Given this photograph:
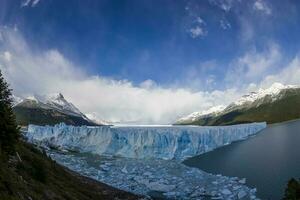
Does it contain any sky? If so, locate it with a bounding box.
[1,0,300,124]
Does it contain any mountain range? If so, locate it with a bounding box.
[12,93,101,126]
[12,82,300,127]
[175,83,300,126]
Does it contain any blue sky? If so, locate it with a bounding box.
[1,0,300,123]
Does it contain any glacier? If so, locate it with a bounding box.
[26,122,266,160]
[25,122,266,199]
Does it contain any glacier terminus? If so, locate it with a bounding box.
[26,122,266,160]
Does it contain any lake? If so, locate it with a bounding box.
[184,120,300,200]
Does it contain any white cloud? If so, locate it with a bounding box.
[140,79,157,89]
[226,43,281,86]
[21,0,41,7]
[0,27,241,124]
[240,43,280,79]
[220,19,231,30]
[188,17,207,38]
[21,0,31,7]
[2,51,12,62]
[178,60,218,90]
[205,75,216,87]
[209,0,234,12]
[225,41,300,91]
[238,16,255,43]
[2,27,298,124]
[260,56,300,88]
[196,17,205,25]
[189,26,206,38]
[253,0,271,15]
[32,0,41,7]
[209,0,271,15]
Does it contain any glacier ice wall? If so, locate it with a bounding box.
[26,123,266,160]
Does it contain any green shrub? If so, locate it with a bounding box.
[31,157,47,183]
[283,178,300,200]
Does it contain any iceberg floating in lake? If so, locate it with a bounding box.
[47,151,258,200]
[26,122,266,160]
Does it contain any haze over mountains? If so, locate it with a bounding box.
[175,83,300,125]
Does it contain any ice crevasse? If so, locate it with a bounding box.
[26,122,266,160]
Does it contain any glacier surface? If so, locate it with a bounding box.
[26,122,266,160]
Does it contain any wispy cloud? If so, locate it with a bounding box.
[178,60,218,90]
[253,0,272,15]
[209,0,234,12]
[189,26,206,38]
[188,17,207,38]
[261,56,300,88]
[21,0,41,7]
[226,43,281,86]
[1,51,12,61]
[220,18,231,30]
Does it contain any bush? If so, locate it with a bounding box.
[31,157,47,183]
[283,178,300,200]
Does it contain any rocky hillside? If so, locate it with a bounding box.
[12,93,99,126]
[0,141,142,200]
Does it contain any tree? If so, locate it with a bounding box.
[284,178,300,200]
[0,70,19,155]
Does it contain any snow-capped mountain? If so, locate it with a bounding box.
[226,83,298,111]
[23,93,84,117]
[176,105,226,124]
[13,93,101,126]
[175,83,300,125]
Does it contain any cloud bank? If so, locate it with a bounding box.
[1,26,300,124]
[0,27,240,124]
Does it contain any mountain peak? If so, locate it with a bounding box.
[259,82,294,96]
[13,92,102,126]
[14,93,84,118]
[233,82,298,107]
[48,93,64,100]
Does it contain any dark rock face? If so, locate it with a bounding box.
[13,99,98,126]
